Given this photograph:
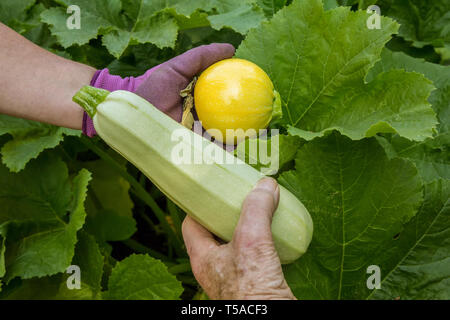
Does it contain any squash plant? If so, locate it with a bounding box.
[0,0,448,300]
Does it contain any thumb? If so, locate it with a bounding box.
[232,178,280,250]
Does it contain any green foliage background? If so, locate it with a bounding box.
[0,0,448,299]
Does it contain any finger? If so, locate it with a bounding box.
[233,178,280,249]
[167,43,235,78]
[135,43,235,122]
[182,216,219,260]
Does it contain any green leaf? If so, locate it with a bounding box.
[19,4,60,51]
[40,0,125,47]
[40,0,178,58]
[322,0,339,10]
[367,49,450,135]
[98,242,116,291]
[236,0,437,141]
[0,1,50,40]
[0,115,80,172]
[377,0,450,49]
[61,231,104,299]
[0,235,5,278]
[173,0,266,33]
[337,0,358,6]
[83,159,136,241]
[436,45,450,63]
[369,180,450,300]
[367,49,450,183]
[105,254,183,300]
[85,209,136,242]
[129,11,179,54]
[208,3,266,35]
[41,0,266,58]
[0,0,36,27]
[3,232,105,300]
[174,10,210,30]
[0,155,91,281]
[235,134,303,175]
[376,135,449,184]
[0,276,63,299]
[279,132,423,299]
[255,0,287,17]
[0,154,71,224]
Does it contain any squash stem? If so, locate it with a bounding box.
[271,89,283,121]
[72,86,110,118]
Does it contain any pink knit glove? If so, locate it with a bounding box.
[83,43,235,137]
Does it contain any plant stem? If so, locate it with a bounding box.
[168,262,192,275]
[121,238,168,261]
[139,172,147,188]
[167,199,183,239]
[177,275,198,286]
[134,203,157,230]
[122,239,191,275]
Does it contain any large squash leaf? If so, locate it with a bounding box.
[279,132,423,299]
[0,154,91,282]
[369,180,450,300]
[237,0,437,141]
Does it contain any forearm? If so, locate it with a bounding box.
[0,23,96,129]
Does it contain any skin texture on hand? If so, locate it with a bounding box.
[182,178,296,300]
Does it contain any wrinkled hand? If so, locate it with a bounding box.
[182,178,296,300]
[135,43,235,122]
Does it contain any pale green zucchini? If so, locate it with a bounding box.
[73,86,313,264]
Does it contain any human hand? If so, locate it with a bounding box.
[83,43,235,136]
[182,178,296,300]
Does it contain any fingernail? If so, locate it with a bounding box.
[255,178,280,205]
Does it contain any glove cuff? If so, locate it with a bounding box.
[90,68,142,92]
[82,68,139,137]
[82,66,161,137]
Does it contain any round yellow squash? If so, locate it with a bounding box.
[194,58,280,145]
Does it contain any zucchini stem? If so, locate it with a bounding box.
[73,86,110,118]
[271,89,283,121]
